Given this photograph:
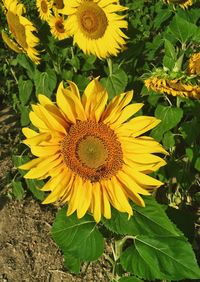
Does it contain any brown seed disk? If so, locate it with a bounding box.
[61,121,123,182]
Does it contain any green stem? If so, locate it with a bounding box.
[107,58,113,76]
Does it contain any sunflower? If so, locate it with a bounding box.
[36,0,53,21]
[19,78,167,222]
[60,0,128,58]
[3,0,40,64]
[48,14,69,40]
[164,0,193,9]
[188,53,200,75]
[145,76,200,99]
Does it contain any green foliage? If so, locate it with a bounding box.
[51,207,104,272]
[120,235,200,280]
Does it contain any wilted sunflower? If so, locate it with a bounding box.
[2,0,40,64]
[19,78,167,222]
[188,53,200,75]
[164,0,193,9]
[145,76,200,99]
[36,0,53,21]
[48,14,69,40]
[60,0,128,58]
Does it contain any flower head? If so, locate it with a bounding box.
[188,53,200,76]
[48,14,69,40]
[145,75,200,99]
[19,78,167,222]
[164,0,193,9]
[60,0,128,58]
[36,0,53,21]
[3,0,40,64]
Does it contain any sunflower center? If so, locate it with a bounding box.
[77,2,108,39]
[55,19,65,33]
[6,11,28,49]
[61,121,123,182]
[41,0,48,13]
[55,0,64,9]
[77,136,108,169]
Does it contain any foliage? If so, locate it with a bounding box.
[1,0,200,281]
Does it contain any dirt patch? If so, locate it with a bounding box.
[0,198,110,282]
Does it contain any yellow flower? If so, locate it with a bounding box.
[3,0,40,64]
[48,14,69,40]
[188,53,200,75]
[164,0,193,9]
[19,78,167,222]
[60,0,128,58]
[145,76,200,99]
[36,0,53,21]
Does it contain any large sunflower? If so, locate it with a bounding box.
[19,78,167,222]
[188,53,200,75]
[60,0,128,58]
[36,0,53,21]
[145,76,200,99]
[3,0,40,64]
[164,0,193,9]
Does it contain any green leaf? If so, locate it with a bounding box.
[168,15,197,44]
[180,118,200,145]
[163,39,177,70]
[25,179,45,201]
[34,69,57,97]
[102,196,180,236]
[121,235,200,280]
[151,105,183,141]
[118,276,143,282]
[101,68,128,99]
[52,207,104,262]
[12,155,30,176]
[16,53,35,78]
[162,131,175,149]
[18,77,33,105]
[194,157,200,172]
[19,105,30,126]
[12,180,25,200]
[64,253,81,274]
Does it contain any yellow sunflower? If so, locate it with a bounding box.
[48,14,69,40]
[145,76,200,99]
[36,0,53,21]
[3,0,40,64]
[19,78,167,223]
[164,0,193,9]
[60,0,128,58]
[188,53,200,75]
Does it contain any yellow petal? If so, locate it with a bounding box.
[24,154,62,179]
[29,111,48,130]
[19,157,45,170]
[116,116,160,137]
[92,182,102,223]
[102,186,111,219]
[30,145,60,157]
[22,127,38,138]
[23,132,50,146]
[77,180,92,219]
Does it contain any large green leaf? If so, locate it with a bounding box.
[52,207,104,262]
[101,68,128,99]
[34,69,57,97]
[151,105,183,141]
[118,276,143,282]
[63,253,81,274]
[102,196,180,236]
[163,39,177,70]
[121,235,200,280]
[18,77,33,105]
[168,15,197,44]
[25,179,45,201]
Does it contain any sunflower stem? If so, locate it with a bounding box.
[107,58,113,76]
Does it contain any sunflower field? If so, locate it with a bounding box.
[0,0,200,281]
